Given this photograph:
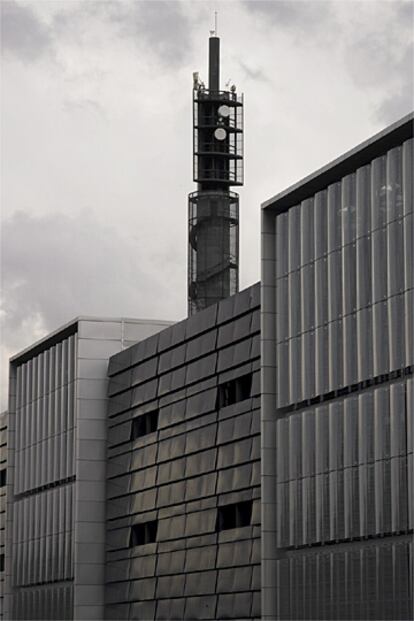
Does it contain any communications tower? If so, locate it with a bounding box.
[188,32,244,315]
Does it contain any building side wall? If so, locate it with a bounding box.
[8,333,77,620]
[73,319,171,621]
[5,318,171,621]
[106,285,261,620]
[262,137,413,619]
[0,411,7,620]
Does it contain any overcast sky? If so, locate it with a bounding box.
[1,0,413,407]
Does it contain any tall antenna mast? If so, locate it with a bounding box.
[187,31,244,316]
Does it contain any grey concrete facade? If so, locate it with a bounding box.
[0,411,7,620]
[106,284,261,620]
[261,112,414,619]
[5,317,170,621]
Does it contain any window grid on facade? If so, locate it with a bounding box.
[129,520,158,547]
[216,500,253,531]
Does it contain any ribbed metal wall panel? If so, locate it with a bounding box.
[13,336,76,496]
[275,138,413,408]
[0,412,7,620]
[10,334,76,620]
[275,538,413,620]
[106,284,261,620]
[271,135,413,619]
[276,379,411,549]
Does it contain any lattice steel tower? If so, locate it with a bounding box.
[188,33,244,315]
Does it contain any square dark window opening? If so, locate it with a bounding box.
[0,469,6,487]
[216,500,253,532]
[129,520,158,547]
[130,410,158,441]
[217,373,252,409]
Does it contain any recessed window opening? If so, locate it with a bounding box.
[129,520,158,547]
[130,410,158,441]
[217,373,252,408]
[0,554,4,572]
[216,500,253,531]
[0,469,6,487]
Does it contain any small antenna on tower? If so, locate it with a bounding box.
[210,10,218,36]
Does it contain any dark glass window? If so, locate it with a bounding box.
[216,500,253,531]
[217,373,252,408]
[130,410,158,441]
[0,469,6,487]
[129,520,158,547]
[0,554,4,572]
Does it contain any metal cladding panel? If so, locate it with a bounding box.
[6,319,167,620]
[8,333,77,620]
[264,131,413,619]
[276,380,412,549]
[275,539,413,621]
[0,412,7,621]
[274,139,413,409]
[106,284,261,619]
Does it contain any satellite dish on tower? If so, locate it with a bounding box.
[214,127,227,141]
[218,105,230,118]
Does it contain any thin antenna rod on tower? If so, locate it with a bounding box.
[214,11,218,36]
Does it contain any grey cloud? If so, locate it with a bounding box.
[62,98,106,117]
[241,0,334,32]
[1,210,177,358]
[0,0,53,62]
[238,60,269,83]
[346,29,413,90]
[1,0,193,69]
[96,0,193,67]
[342,3,413,124]
[376,46,414,122]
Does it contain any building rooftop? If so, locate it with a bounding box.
[10,316,173,363]
[262,111,413,214]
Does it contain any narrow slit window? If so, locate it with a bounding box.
[0,469,6,487]
[129,520,158,547]
[216,500,253,531]
[217,373,252,408]
[0,554,4,572]
[130,410,159,441]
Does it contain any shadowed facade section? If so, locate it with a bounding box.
[106,284,261,620]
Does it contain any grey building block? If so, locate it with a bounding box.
[129,577,156,601]
[184,570,217,596]
[184,545,217,572]
[129,600,155,620]
[129,555,156,579]
[156,574,185,598]
[184,595,217,620]
[217,592,253,620]
[78,321,122,340]
[217,566,253,593]
[155,597,186,620]
[156,550,185,576]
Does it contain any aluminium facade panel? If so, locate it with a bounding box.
[262,115,413,619]
[5,318,170,621]
[106,284,261,620]
[0,411,7,620]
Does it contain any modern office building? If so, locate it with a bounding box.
[261,112,413,619]
[4,317,171,621]
[3,20,412,617]
[106,284,260,620]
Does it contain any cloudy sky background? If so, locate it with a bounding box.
[1,0,413,407]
